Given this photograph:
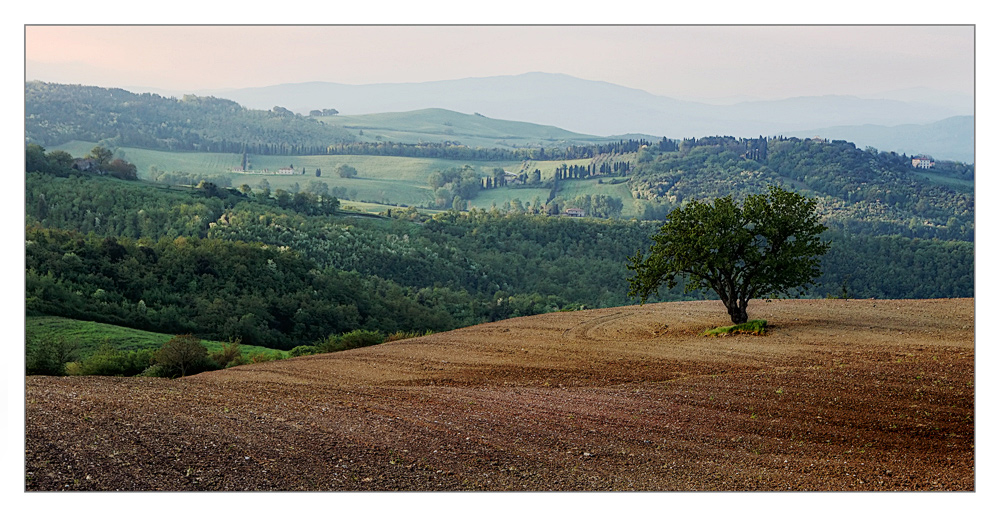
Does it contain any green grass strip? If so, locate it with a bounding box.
[703,319,768,337]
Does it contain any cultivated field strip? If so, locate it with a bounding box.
[26,298,974,490]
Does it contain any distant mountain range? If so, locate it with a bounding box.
[173,72,972,162]
[786,116,973,164]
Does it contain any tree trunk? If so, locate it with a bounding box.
[727,303,748,324]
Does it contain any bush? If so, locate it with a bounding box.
[77,344,154,376]
[339,329,384,350]
[383,330,429,343]
[26,337,79,376]
[289,345,319,357]
[210,339,244,368]
[249,351,283,363]
[138,364,172,377]
[315,329,385,353]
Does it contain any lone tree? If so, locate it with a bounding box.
[155,334,208,377]
[335,164,358,178]
[627,186,830,324]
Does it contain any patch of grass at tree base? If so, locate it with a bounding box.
[703,319,768,337]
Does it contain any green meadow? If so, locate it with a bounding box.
[49,142,649,214]
[26,315,285,360]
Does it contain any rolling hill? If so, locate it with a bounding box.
[788,116,974,164]
[193,72,972,161]
[318,108,615,149]
[28,79,974,162]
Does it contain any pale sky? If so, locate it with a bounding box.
[25,24,974,102]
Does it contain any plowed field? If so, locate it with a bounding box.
[25,298,975,491]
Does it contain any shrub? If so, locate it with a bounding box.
[249,351,283,363]
[289,345,319,357]
[338,329,385,350]
[210,339,244,368]
[26,337,79,376]
[314,334,341,353]
[138,364,172,377]
[77,344,154,376]
[315,329,385,353]
[383,330,428,343]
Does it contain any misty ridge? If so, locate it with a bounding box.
[168,72,972,163]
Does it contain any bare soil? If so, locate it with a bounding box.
[25,298,975,491]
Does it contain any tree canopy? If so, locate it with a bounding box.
[627,186,831,324]
[155,334,208,377]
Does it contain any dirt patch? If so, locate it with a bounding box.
[25,298,974,491]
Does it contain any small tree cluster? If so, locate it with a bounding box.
[335,164,359,178]
[26,337,79,376]
[154,334,210,377]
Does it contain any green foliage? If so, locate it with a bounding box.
[563,194,624,218]
[628,186,830,324]
[249,351,284,363]
[26,224,428,348]
[209,339,245,368]
[26,337,79,376]
[85,146,113,165]
[337,329,385,351]
[383,330,430,342]
[315,329,385,353]
[137,364,173,378]
[154,334,211,377]
[26,144,76,176]
[816,232,974,299]
[428,165,482,208]
[703,319,768,337]
[76,343,155,376]
[288,345,320,357]
[335,164,359,178]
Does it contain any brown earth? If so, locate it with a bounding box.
[25,298,975,491]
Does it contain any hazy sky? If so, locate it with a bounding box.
[25,25,974,102]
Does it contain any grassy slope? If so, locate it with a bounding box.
[25,315,285,360]
[909,170,974,192]
[316,108,611,148]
